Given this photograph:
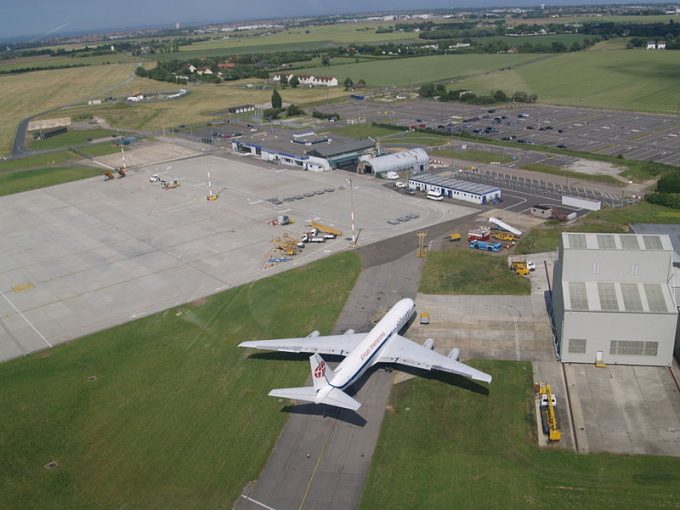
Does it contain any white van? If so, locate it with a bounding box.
[385,171,399,180]
[426,190,443,201]
[395,181,407,189]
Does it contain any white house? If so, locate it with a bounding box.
[646,41,666,50]
[271,74,337,87]
[188,64,197,73]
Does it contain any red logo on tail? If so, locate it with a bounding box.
[314,360,326,379]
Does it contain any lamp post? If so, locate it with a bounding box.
[346,178,358,248]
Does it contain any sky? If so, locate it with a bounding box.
[0,0,666,40]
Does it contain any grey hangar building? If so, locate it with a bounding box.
[551,232,677,367]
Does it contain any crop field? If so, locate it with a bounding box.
[469,34,591,46]
[361,360,680,510]
[0,53,141,72]
[0,252,360,509]
[506,14,679,26]
[0,166,102,197]
[454,50,680,113]
[298,54,547,88]
[0,63,136,155]
[419,250,530,295]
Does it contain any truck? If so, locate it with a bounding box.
[511,260,536,274]
[395,181,407,189]
[468,227,490,242]
[492,231,518,242]
[448,233,462,242]
[468,240,503,252]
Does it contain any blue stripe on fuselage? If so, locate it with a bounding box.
[330,327,395,390]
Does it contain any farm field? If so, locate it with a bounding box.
[0,53,141,72]
[454,50,680,113]
[469,34,591,46]
[0,252,360,509]
[419,250,531,295]
[299,54,549,88]
[506,14,679,25]
[0,64,136,155]
[361,360,680,510]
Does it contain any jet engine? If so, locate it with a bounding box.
[423,338,434,350]
[344,329,356,335]
[306,330,320,338]
[448,348,460,361]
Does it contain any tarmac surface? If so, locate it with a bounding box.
[0,149,478,363]
[236,214,479,510]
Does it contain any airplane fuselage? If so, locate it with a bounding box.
[328,298,416,390]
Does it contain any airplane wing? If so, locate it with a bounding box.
[377,335,492,384]
[239,333,365,356]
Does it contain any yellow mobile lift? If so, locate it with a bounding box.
[537,383,561,442]
[308,221,342,237]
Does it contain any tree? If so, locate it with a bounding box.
[419,83,436,98]
[493,90,508,102]
[289,75,300,88]
[321,56,330,66]
[343,77,354,90]
[279,75,289,88]
[271,89,282,109]
[286,104,305,117]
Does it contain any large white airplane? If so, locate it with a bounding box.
[239,298,492,411]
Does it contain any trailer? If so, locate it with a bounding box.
[468,227,490,242]
[469,240,503,252]
[562,195,600,211]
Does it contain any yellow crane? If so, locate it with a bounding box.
[308,221,342,237]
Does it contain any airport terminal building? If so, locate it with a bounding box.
[552,232,677,366]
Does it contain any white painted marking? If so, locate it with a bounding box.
[239,495,277,510]
[0,289,52,348]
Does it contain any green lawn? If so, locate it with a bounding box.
[434,148,514,164]
[0,166,102,196]
[515,202,680,254]
[455,50,680,113]
[361,360,680,509]
[28,128,121,150]
[0,151,77,173]
[419,250,530,295]
[0,252,360,509]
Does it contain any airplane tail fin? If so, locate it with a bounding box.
[310,352,329,391]
[268,353,361,411]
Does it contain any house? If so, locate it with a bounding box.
[271,74,338,87]
[647,41,666,50]
[197,68,213,76]
[218,62,236,69]
[188,64,197,73]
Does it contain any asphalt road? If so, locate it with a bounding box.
[235,215,476,510]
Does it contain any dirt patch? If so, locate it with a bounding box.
[189,297,208,307]
[566,159,625,181]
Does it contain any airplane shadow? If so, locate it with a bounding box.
[392,365,491,397]
[280,403,367,427]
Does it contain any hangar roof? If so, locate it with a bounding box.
[561,232,673,252]
[307,139,375,158]
[409,173,500,196]
[563,280,675,314]
[362,148,429,173]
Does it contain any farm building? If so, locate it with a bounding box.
[228,104,255,114]
[552,232,677,367]
[408,174,501,205]
[32,126,67,140]
[357,148,429,177]
[231,131,374,171]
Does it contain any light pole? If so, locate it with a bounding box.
[346,178,358,248]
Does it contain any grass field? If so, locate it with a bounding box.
[300,54,547,88]
[0,166,102,197]
[327,124,406,139]
[454,50,680,113]
[506,14,679,25]
[419,250,530,295]
[0,252,360,509]
[0,151,77,173]
[27,128,119,150]
[360,360,680,509]
[434,148,515,164]
[0,63,136,155]
[515,201,680,254]
[71,79,349,132]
